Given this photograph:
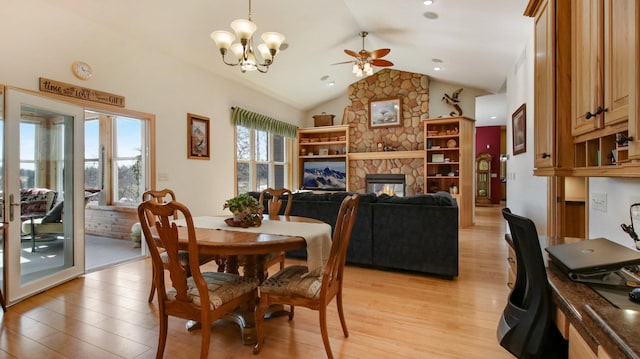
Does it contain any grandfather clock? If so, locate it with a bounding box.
[476,153,492,206]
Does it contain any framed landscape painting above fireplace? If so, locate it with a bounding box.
[369,98,402,128]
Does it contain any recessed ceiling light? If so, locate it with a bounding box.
[328,81,335,87]
[491,116,497,119]
[434,66,441,71]
[423,11,438,20]
[423,0,434,5]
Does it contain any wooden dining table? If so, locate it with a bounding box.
[170,214,332,344]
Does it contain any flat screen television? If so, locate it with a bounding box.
[302,160,347,191]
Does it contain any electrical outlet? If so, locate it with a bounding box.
[591,192,607,212]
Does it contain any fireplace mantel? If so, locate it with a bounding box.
[348,150,424,161]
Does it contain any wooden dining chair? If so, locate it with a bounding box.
[142,189,218,303]
[257,188,293,270]
[138,199,259,359]
[253,194,359,359]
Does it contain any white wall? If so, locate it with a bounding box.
[428,81,489,119]
[305,95,350,127]
[504,26,549,234]
[589,178,640,249]
[0,0,305,216]
[304,78,490,126]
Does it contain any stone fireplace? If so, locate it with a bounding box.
[345,68,429,196]
[365,174,406,197]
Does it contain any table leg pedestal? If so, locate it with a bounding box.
[185,309,258,345]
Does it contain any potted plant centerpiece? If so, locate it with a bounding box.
[223,193,264,228]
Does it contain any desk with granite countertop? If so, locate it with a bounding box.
[505,234,640,359]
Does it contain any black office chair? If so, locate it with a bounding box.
[499,208,567,359]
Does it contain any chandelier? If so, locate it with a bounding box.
[210,0,285,73]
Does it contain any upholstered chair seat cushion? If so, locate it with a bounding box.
[259,265,322,299]
[167,272,258,309]
[160,251,219,268]
[21,218,63,234]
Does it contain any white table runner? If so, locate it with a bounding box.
[176,216,332,277]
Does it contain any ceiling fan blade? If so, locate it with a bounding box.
[331,60,355,65]
[370,48,391,59]
[344,49,360,58]
[371,59,394,67]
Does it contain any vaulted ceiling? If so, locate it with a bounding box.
[55,0,532,122]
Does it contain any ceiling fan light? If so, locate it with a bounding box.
[261,32,285,51]
[210,31,235,51]
[230,19,257,41]
[356,68,364,77]
[366,67,374,75]
[363,62,371,71]
[352,64,359,74]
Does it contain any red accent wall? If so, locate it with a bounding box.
[475,126,501,204]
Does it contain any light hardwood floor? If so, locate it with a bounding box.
[0,205,513,358]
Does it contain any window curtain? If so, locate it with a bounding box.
[231,107,298,138]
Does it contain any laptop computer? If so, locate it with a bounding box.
[545,238,640,283]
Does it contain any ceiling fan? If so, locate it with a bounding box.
[335,31,394,77]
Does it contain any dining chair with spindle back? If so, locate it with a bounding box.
[253,194,359,359]
[142,189,218,303]
[138,199,258,359]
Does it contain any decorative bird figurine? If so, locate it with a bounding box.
[442,88,464,116]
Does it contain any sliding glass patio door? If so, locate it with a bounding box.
[4,88,85,303]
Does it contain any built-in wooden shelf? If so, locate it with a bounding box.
[348,150,424,161]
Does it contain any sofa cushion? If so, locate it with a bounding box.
[376,192,453,206]
[41,201,64,223]
[20,188,58,220]
[291,191,377,203]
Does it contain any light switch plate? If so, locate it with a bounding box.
[591,192,607,212]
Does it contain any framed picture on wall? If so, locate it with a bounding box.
[369,97,402,128]
[512,104,526,155]
[187,113,210,160]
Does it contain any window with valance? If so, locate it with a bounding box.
[231,107,297,194]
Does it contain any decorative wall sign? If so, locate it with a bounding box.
[187,113,210,160]
[39,78,125,107]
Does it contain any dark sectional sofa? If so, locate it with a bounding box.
[250,191,459,279]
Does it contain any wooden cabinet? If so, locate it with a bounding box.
[526,0,573,175]
[297,125,349,190]
[423,116,474,228]
[571,0,640,174]
[571,0,604,136]
[568,324,612,359]
[572,0,635,133]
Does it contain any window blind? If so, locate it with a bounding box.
[231,107,298,138]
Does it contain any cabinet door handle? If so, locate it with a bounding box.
[595,106,608,115]
[585,106,608,119]
[541,152,551,159]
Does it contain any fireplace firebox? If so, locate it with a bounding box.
[365,174,406,197]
